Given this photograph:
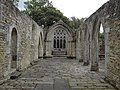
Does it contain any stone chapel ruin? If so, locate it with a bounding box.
[0,0,120,89]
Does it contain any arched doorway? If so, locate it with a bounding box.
[38,36,42,58]
[99,24,105,59]
[52,29,67,55]
[11,28,17,69]
[98,23,105,72]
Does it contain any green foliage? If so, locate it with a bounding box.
[23,0,68,28]
[69,17,86,29]
[23,0,85,29]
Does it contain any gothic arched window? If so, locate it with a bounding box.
[53,29,66,49]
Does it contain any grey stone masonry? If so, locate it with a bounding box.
[0,0,44,83]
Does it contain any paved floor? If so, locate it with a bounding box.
[0,57,117,90]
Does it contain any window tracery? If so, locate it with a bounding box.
[53,29,66,49]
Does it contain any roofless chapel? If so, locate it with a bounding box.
[0,0,120,89]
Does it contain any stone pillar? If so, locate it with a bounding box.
[45,41,52,57]
[76,37,81,60]
[83,40,90,66]
[71,41,75,57]
[67,41,71,56]
[104,27,109,76]
[90,37,99,71]
[38,45,43,58]
[79,42,84,62]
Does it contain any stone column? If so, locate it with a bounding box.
[45,41,50,56]
[90,37,99,71]
[76,36,81,60]
[104,27,109,76]
[83,40,90,65]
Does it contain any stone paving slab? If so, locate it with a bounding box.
[0,58,117,90]
[35,84,53,90]
[54,78,69,90]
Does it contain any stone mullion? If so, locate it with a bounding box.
[59,37,60,49]
[55,38,57,49]
[62,37,64,49]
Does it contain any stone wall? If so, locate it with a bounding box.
[106,1,120,88]
[0,0,120,89]
[0,29,6,83]
[0,0,44,82]
[78,0,120,89]
[107,18,120,89]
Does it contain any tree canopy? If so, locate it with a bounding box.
[23,0,69,28]
[23,0,85,29]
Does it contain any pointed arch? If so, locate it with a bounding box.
[11,28,17,69]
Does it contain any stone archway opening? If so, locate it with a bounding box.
[99,24,105,60]
[91,20,105,71]
[11,28,17,69]
[38,36,42,58]
[98,23,105,71]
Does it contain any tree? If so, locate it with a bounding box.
[23,0,85,29]
[69,17,86,29]
[23,0,70,28]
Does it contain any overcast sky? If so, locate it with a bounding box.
[18,0,109,19]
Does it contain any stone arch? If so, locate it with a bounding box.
[49,26,71,56]
[45,22,74,57]
[92,18,99,40]
[47,25,73,41]
[11,28,18,69]
[91,17,106,71]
